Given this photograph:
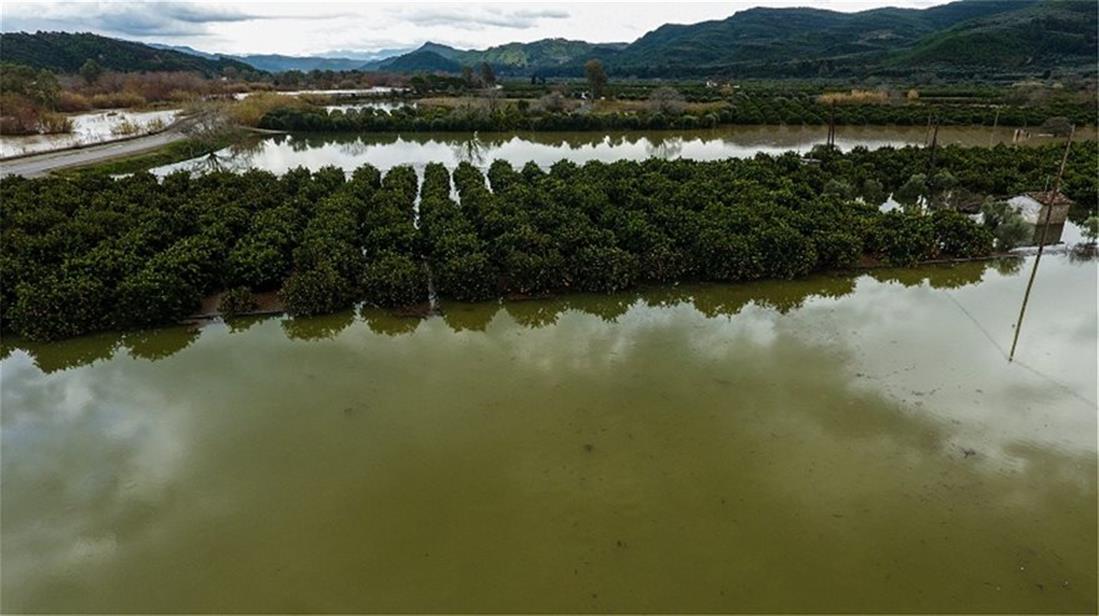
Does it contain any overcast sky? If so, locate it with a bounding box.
[1,1,951,57]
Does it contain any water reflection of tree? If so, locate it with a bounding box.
[439,303,499,332]
[122,326,201,361]
[281,310,355,341]
[502,297,571,329]
[8,261,1009,372]
[644,136,685,160]
[361,308,421,336]
[993,257,1025,276]
[12,331,123,374]
[452,132,488,166]
[870,260,992,289]
[225,315,268,334]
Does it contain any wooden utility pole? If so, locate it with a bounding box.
[827,101,836,150]
[1009,125,1074,361]
[926,115,940,175]
[990,107,1001,147]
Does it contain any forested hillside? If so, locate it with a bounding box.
[372,0,1096,78]
[1,1,1094,80]
[892,1,1097,68]
[0,32,259,77]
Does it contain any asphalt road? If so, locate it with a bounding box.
[0,124,190,178]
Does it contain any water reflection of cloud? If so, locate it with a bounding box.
[2,257,1095,611]
[152,125,1079,177]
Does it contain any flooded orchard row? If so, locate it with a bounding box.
[2,257,1095,613]
[151,123,1086,175]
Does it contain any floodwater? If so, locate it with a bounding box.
[324,101,419,113]
[2,256,1096,613]
[0,108,179,158]
[151,124,1087,175]
[233,87,410,100]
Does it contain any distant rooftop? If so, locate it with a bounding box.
[1025,191,1075,206]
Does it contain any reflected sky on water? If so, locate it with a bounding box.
[2,257,1095,613]
[152,124,1086,175]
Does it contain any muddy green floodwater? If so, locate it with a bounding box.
[2,257,1096,612]
[151,124,1089,175]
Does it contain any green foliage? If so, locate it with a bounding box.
[361,252,427,307]
[1082,215,1099,243]
[260,89,1094,134]
[0,62,61,107]
[868,212,937,266]
[980,200,1032,250]
[9,272,109,341]
[6,141,1090,342]
[78,58,103,84]
[219,286,258,317]
[932,210,994,257]
[280,264,353,317]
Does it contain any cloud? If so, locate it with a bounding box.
[402,6,570,30]
[1,2,281,37]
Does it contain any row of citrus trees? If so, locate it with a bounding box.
[258,97,1090,133]
[3,142,1095,341]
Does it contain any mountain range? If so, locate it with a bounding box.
[1,0,1094,79]
[149,44,415,73]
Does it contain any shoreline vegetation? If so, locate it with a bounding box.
[258,91,1092,133]
[0,256,1028,371]
[3,141,1095,342]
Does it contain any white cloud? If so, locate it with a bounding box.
[0,1,954,55]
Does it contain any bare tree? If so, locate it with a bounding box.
[648,86,685,115]
[479,62,496,87]
[584,59,607,99]
[483,87,503,112]
[180,102,232,149]
[538,90,567,113]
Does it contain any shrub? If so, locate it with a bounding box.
[116,266,199,326]
[280,264,352,317]
[9,273,109,341]
[219,286,258,316]
[932,210,994,257]
[57,91,92,112]
[361,252,427,307]
[870,212,937,266]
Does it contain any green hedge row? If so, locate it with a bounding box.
[3,141,1095,341]
[258,96,1091,133]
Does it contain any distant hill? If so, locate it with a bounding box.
[148,43,221,60]
[152,43,416,72]
[370,0,1096,78]
[891,1,1097,68]
[4,1,1094,81]
[0,32,258,76]
[225,54,366,72]
[579,0,1059,77]
[374,50,462,73]
[366,39,628,73]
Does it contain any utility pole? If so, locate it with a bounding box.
[1009,125,1074,361]
[926,114,940,176]
[990,107,1001,147]
[827,100,836,150]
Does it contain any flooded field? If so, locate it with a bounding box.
[0,108,179,158]
[233,86,409,100]
[324,101,419,113]
[151,124,1086,175]
[3,256,1095,613]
